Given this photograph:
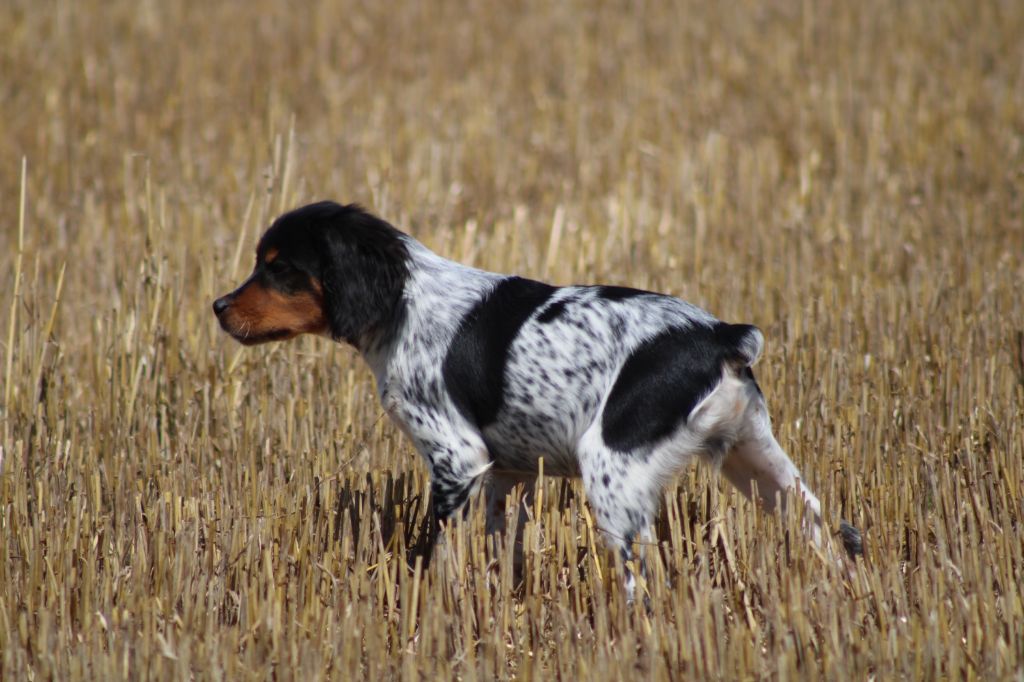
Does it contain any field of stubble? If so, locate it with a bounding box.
[2,0,1023,678]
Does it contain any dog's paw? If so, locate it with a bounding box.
[839,520,864,559]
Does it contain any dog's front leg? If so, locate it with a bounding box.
[410,432,493,530]
[410,435,492,588]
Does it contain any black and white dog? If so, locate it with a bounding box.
[213,201,861,596]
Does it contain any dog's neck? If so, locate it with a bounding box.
[358,237,502,387]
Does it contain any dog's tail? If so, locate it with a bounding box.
[715,323,764,369]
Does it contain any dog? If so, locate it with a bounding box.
[213,201,862,598]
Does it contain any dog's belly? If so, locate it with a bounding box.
[480,379,608,477]
[483,424,581,477]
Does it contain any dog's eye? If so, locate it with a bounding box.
[267,259,291,274]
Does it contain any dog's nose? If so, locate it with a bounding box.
[212,296,230,316]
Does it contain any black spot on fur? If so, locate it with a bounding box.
[595,285,651,301]
[537,298,569,323]
[601,322,762,453]
[443,277,556,428]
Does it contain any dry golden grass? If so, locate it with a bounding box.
[2,0,1023,678]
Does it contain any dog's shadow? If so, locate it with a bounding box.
[317,470,438,569]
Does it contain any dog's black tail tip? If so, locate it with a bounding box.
[839,520,864,559]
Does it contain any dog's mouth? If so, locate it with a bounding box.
[215,314,297,345]
[232,328,296,345]
[224,325,296,346]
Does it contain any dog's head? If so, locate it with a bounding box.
[213,201,409,347]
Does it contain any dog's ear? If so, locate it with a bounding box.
[318,207,409,346]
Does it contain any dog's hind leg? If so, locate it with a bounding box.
[720,425,825,544]
[718,372,863,558]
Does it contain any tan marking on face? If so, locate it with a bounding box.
[264,248,279,264]
[218,277,327,344]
